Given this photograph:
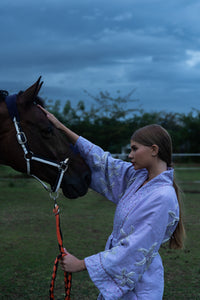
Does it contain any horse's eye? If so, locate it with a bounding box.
[47,126,53,134]
[41,125,53,136]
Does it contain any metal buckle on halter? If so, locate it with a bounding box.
[50,191,59,202]
[59,158,69,172]
[16,131,27,145]
[24,151,33,161]
[51,158,69,194]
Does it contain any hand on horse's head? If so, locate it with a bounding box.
[37,105,64,130]
[37,105,79,145]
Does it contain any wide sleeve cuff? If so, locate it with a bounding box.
[85,253,123,300]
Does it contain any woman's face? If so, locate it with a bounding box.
[128,140,154,170]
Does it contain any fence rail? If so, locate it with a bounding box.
[112,153,200,160]
[172,153,200,157]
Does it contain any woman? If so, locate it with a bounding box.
[39,106,185,300]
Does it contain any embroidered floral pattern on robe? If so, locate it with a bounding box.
[135,242,158,271]
[115,269,136,290]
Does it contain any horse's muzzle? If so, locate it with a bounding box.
[61,170,91,199]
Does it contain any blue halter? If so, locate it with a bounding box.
[5,94,20,122]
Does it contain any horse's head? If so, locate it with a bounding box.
[0,77,91,198]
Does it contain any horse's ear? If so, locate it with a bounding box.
[18,76,43,105]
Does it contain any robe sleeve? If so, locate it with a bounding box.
[84,188,178,299]
[75,136,136,204]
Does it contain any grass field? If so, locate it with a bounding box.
[0,165,199,299]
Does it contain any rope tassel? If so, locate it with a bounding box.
[49,204,72,300]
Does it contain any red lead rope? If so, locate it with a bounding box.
[49,204,72,300]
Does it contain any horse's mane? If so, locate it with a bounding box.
[0,90,45,106]
[0,90,9,102]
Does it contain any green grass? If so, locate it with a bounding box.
[161,192,200,299]
[0,165,199,299]
[175,166,200,193]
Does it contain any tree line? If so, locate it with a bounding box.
[46,90,200,155]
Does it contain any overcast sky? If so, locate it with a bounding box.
[0,0,200,114]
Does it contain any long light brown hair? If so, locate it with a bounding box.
[131,124,185,249]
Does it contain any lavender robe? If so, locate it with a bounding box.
[75,137,179,300]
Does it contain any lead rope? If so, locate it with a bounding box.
[49,200,72,300]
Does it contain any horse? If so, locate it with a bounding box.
[0,77,91,199]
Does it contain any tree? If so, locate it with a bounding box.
[45,93,200,154]
[83,89,141,121]
[178,109,200,153]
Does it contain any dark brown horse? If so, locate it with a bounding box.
[0,77,91,198]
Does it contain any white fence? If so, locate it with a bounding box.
[112,152,200,161]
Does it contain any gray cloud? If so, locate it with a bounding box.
[0,0,200,113]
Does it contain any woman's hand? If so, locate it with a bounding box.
[37,105,80,144]
[60,250,86,273]
[37,105,64,130]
